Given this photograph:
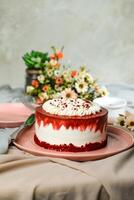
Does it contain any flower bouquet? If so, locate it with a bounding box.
[23,47,108,104]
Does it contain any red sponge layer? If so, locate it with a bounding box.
[34,134,107,152]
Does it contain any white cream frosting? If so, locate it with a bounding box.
[35,121,106,146]
[42,98,101,116]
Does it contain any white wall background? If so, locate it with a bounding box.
[0,0,134,88]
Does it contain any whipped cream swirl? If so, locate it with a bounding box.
[42,98,101,116]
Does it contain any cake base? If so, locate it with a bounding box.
[34,134,107,152]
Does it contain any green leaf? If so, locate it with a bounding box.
[25,114,35,126]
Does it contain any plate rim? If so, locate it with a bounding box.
[13,125,134,161]
[0,102,33,127]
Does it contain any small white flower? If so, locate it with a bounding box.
[61,88,78,99]
[78,67,87,76]
[75,73,85,83]
[38,92,48,101]
[125,115,134,131]
[79,70,86,77]
[37,74,45,83]
[49,59,58,67]
[63,70,68,77]
[54,70,60,76]
[99,86,109,96]
[55,85,63,92]
[26,86,34,94]
[47,69,53,77]
[75,81,88,93]
[51,92,61,99]
[115,114,126,127]
[85,73,93,83]
[62,70,72,82]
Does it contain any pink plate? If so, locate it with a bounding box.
[14,125,134,161]
[0,103,33,128]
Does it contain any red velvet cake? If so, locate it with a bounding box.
[34,98,108,152]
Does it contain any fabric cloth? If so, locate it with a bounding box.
[0,146,134,200]
[0,84,134,200]
[0,128,17,153]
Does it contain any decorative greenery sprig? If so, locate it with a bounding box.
[22,50,50,70]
